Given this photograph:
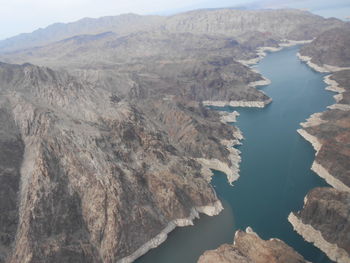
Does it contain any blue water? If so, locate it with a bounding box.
[137,46,335,263]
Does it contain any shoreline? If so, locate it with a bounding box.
[238,39,313,67]
[197,125,244,185]
[118,200,223,263]
[289,45,350,263]
[219,111,240,123]
[119,105,245,263]
[296,53,350,191]
[296,128,350,192]
[297,53,350,73]
[206,39,313,110]
[203,98,272,108]
[123,39,314,263]
[295,56,350,192]
[288,213,350,263]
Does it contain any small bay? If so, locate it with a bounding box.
[137,46,334,263]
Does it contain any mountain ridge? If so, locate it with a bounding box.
[0,8,344,54]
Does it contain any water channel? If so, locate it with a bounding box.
[137,45,334,263]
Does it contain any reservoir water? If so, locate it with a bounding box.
[137,46,335,263]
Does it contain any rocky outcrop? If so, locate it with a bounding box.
[289,188,350,263]
[197,227,308,263]
[299,108,350,192]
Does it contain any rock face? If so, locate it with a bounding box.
[197,228,307,263]
[0,106,23,263]
[301,107,350,191]
[289,188,350,263]
[291,24,350,263]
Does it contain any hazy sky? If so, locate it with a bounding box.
[1,0,350,40]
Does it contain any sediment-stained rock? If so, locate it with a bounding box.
[289,188,350,263]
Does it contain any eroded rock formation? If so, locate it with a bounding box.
[198,228,307,263]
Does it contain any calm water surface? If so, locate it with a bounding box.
[137,46,335,263]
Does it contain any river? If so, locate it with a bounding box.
[137,46,335,263]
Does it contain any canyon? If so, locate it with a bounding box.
[0,8,349,263]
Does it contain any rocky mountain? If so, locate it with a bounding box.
[0,14,164,53]
[0,9,343,54]
[0,31,270,106]
[197,227,307,263]
[0,31,255,67]
[0,7,348,263]
[164,9,342,41]
[0,61,244,263]
[290,25,350,263]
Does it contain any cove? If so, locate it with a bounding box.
[137,46,335,263]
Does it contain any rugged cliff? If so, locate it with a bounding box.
[0,62,240,263]
[289,188,350,263]
[197,228,307,263]
[290,26,350,263]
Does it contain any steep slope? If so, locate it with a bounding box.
[289,188,350,263]
[0,62,242,263]
[0,104,23,262]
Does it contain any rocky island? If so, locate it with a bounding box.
[197,228,308,263]
[0,7,348,263]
